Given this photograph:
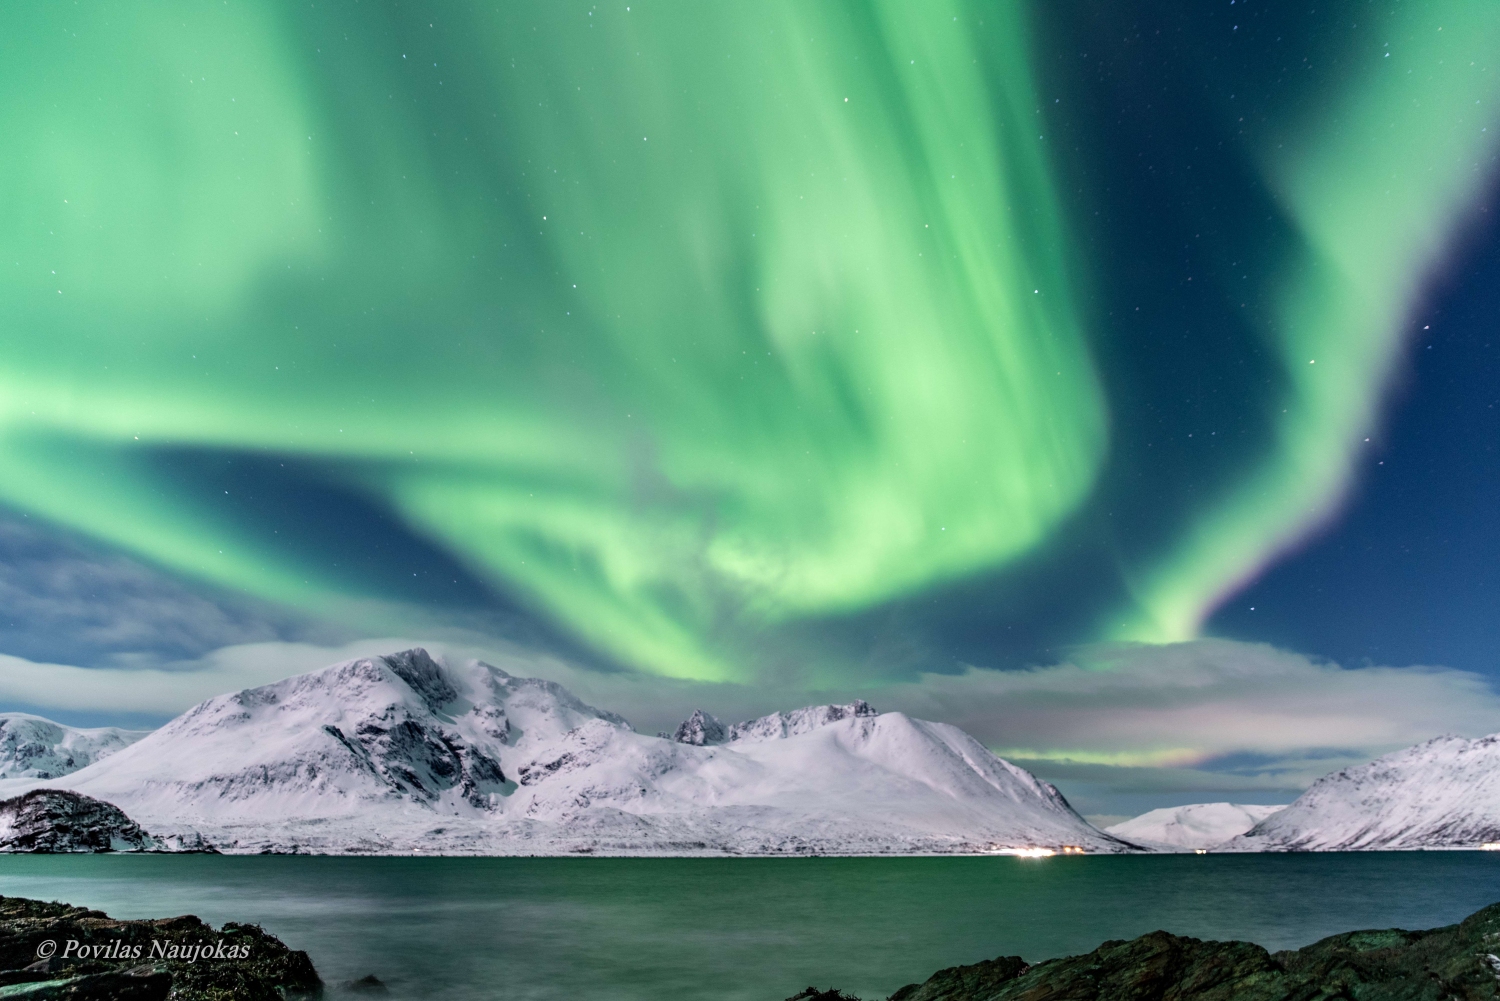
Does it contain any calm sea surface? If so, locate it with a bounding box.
[1,853,1496,1000]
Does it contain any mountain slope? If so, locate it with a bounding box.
[0,714,147,780]
[1104,803,1285,851]
[1225,734,1500,851]
[52,649,617,829]
[517,704,1124,855]
[33,649,1132,855]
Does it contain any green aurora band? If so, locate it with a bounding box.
[1117,2,1500,643]
[1,2,1497,681]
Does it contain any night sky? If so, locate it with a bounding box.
[2,2,1498,811]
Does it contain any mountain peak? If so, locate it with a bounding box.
[673,710,727,746]
[380,648,458,712]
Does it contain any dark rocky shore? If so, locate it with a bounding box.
[0,896,321,999]
[790,901,1500,1000]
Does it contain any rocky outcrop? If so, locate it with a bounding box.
[673,710,728,746]
[883,956,1031,1001]
[672,703,882,746]
[0,895,321,1000]
[0,789,156,852]
[729,701,878,743]
[794,900,1500,1000]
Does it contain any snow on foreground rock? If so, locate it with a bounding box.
[0,714,148,780]
[1224,734,1500,851]
[1104,803,1286,851]
[23,649,1134,855]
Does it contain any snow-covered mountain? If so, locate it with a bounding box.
[1225,734,1500,851]
[1105,802,1286,851]
[22,649,1133,855]
[0,713,148,780]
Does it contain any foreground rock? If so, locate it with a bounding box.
[0,895,320,1000]
[792,900,1500,1000]
[0,789,157,852]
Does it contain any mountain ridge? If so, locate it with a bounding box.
[0,714,147,781]
[5,649,1131,856]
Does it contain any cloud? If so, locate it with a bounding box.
[0,639,413,716]
[855,639,1500,813]
[0,516,309,666]
[887,639,1500,766]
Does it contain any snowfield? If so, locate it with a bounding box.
[6,649,1136,856]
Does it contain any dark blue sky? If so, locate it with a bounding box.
[1209,208,1500,674]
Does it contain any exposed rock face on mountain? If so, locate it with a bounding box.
[0,714,147,780]
[1105,802,1286,851]
[28,648,1129,855]
[1226,733,1500,851]
[673,709,727,746]
[727,701,878,742]
[671,702,879,747]
[0,895,320,1000]
[0,789,156,852]
[801,901,1500,1000]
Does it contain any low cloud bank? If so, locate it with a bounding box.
[0,642,377,716]
[890,639,1500,765]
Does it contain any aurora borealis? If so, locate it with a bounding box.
[3,1,1499,691]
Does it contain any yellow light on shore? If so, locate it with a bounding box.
[983,844,1089,857]
[1480,842,1500,851]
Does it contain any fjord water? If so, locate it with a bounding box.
[2,854,1498,1000]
